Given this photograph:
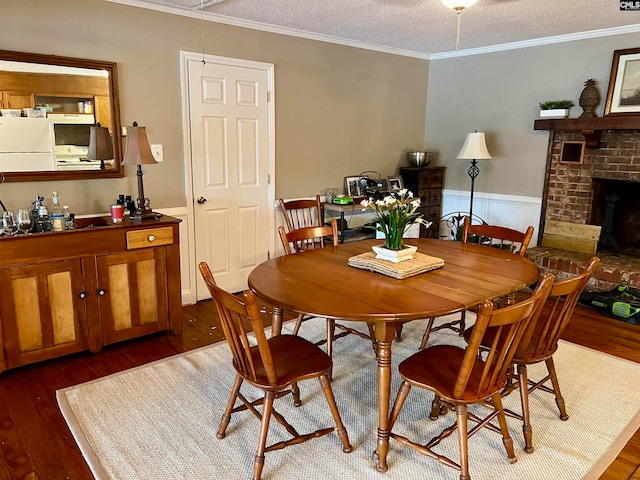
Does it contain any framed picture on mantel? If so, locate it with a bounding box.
[605,47,640,115]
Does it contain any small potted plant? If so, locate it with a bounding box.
[539,100,574,119]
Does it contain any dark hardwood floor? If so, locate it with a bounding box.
[0,300,638,479]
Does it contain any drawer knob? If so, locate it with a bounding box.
[79,291,87,299]
[97,289,106,296]
[148,235,155,242]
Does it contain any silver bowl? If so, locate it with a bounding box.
[407,151,431,167]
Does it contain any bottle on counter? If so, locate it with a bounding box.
[125,195,135,217]
[51,192,64,232]
[30,194,42,229]
[36,202,51,232]
[63,206,76,230]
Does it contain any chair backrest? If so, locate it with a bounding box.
[461,216,534,256]
[279,195,323,232]
[516,256,600,362]
[456,273,554,399]
[198,262,278,386]
[278,218,338,255]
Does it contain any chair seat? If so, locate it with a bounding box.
[398,345,506,403]
[243,334,332,388]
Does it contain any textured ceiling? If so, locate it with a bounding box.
[131,0,640,56]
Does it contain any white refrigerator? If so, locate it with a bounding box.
[0,117,56,172]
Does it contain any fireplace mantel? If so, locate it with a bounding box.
[533,115,640,148]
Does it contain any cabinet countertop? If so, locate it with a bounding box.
[0,215,181,267]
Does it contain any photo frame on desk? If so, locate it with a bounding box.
[344,176,361,196]
[387,175,404,192]
[605,47,640,115]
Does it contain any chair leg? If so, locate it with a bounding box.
[491,393,517,464]
[367,323,377,353]
[253,391,275,480]
[292,314,304,336]
[419,317,437,350]
[388,381,412,431]
[326,319,335,381]
[516,364,534,453]
[545,357,568,421]
[394,322,405,342]
[455,404,471,480]
[318,374,353,453]
[458,310,466,336]
[217,373,243,439]
[430,394,443,420]
[291,381,302,407]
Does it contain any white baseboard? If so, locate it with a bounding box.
[442,190,542,246]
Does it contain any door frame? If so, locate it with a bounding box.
[179,51,276,302]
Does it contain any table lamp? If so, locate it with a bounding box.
[122,121,157,221]
[456,131,491,221]
[87,123,113,170]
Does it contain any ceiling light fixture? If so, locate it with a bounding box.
[440,0,480,51]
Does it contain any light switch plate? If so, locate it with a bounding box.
[151,144,164,162]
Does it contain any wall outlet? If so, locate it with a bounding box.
[151,144,164,162]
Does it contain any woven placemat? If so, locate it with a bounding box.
[348,251,444,279]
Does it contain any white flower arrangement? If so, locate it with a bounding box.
[360,189,432,250]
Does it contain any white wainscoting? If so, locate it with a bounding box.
[441,189,542,246]
[155,207,196,305]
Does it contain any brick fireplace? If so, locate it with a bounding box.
[526,125,640,291]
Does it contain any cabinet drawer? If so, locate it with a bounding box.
[418,169,444,188]
[126,227,174,250]
[419,188,442,206]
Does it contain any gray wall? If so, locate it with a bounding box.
[425,32,640,200]
[2,0,429,214]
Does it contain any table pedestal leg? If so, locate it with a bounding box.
[271,306,283,336]
[372,321,395,472]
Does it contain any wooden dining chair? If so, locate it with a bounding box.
[279,195,323,232]
[198,262,353,480]
[278,218,338,255]
[471,256,600,453]
[278,220,376,373]
[386,274,553,480]
[411,216,535,351]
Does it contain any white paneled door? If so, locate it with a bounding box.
[187,56,274,297]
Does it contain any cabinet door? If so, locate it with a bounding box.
[96,248,168,345]
[1,91,35,110]
[0,259,88,369]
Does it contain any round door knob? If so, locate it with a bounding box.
[79,292,87,299]
[97,289,106,296]
[197,196,207,205]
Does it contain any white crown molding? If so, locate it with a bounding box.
[103,0,431,60]
[431,24,640,60]
[104,1,640,61]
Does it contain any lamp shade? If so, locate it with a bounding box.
[441,0,479,9]
[456,132,492,159]
[122,122,157,166]
[87,124,113,160]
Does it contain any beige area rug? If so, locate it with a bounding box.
[57,315,640,480]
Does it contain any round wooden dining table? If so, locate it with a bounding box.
[248,237,539,472]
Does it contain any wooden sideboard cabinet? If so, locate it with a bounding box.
[400,166,445,238]
[0,216,182,372]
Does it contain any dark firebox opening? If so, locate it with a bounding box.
[591,178,640,255]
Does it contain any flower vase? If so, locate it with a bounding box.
[372,245,417,263]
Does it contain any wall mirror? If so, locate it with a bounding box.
[0,50,123,182]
